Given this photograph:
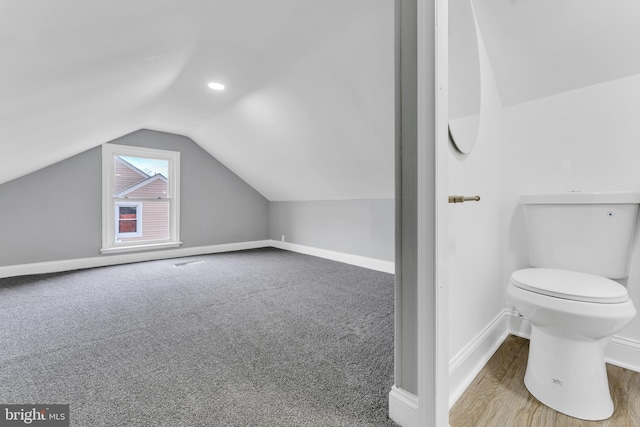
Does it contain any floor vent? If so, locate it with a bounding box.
[172,260,204,267]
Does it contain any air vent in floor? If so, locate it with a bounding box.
[172,260,204,267]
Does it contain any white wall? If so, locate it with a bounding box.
[501,73,640,346]
[448,31,506,361]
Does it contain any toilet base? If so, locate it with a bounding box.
[524,326,613,421]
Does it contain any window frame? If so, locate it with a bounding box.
[101,144,181,253]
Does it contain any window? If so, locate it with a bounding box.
[115,202,142,238]
[102,144,180,253]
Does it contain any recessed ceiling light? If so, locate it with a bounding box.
[208,82,225,91]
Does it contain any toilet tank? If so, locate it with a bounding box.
[521,192,640,279]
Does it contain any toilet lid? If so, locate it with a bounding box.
[510,268,629,303]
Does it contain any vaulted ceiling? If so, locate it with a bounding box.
[473,0,640,107]
[0,0,394,201]
[2,0,639,200]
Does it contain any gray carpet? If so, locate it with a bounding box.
[0,248,397,426]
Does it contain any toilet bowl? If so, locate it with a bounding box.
[508,268,636,420]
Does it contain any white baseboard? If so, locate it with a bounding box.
[0,240,395,278]
[389,386,418,427]
[606,335,640,373]
[0,239,395,278]
[504,310,640,374]
[448,310,510,408]
[268,240,395,274]
[504,308,531,339]
[0,240,271,278]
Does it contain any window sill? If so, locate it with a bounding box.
[100,241,183,254]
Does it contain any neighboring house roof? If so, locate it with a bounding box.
[115,156,150,181]
[116,173,168,198]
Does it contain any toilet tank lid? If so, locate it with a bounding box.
[520,191,640,205]
[510,268,629,303]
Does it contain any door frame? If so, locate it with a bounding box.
[416,0,449,426]
[392,0,448,426]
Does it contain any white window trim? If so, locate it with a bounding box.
[101,143,181,253]
[115,201,143,239]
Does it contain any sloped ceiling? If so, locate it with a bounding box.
[473,0,640,107]
[0,0,394,201]
[5,0,637,200]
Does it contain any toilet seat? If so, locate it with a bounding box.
[510,268,629,304]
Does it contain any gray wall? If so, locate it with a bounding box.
[0,129,269,267]
[395,0,418,395]
[269,199,394,262]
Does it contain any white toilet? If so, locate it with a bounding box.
[508,191,639,420]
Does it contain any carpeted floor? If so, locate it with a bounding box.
[0,248,397,426]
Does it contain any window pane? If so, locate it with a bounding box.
[114,156,169,198]
[119,220,137,233]
[119,206,137,217]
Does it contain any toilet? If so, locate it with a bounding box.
[508,191,639,420]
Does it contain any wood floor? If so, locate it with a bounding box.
[449,335,640,427]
